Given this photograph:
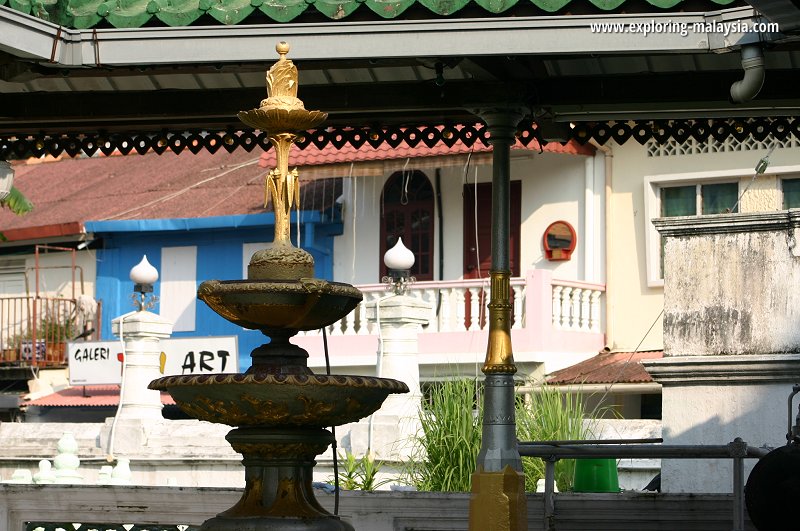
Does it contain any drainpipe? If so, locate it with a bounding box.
[589,140,612,348]
[730,45,765,104]
[583,156,595,282]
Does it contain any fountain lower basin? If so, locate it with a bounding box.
[149,373,409,427]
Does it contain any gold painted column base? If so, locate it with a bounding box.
[468,465,527,531]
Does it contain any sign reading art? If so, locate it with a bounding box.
[68,336,238,385]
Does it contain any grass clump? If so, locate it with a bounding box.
[516,385,592,492]
[405,378,482,492]
[406,379,593,492]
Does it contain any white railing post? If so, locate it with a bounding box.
[590,290,602,332]
[580,289,591,331]
[560,287,573,329]
[552,285,563,329]
[512,285,524,329]
[467,287,480,331]
[330,317,344,335]
[570,288,582,330]
[455,287,467,332]
[440,288,452,332]
[344,309,356,335]
[424,288,438,332]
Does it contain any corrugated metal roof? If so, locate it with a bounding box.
[2,0,740,29]
[546,350,664,385]
[25,385,175,407]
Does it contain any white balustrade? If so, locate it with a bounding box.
[550,280,605,333]
[298,274,603,338]
[454,288,466,331]
[439,287,452,332]
[356,300,368,335]
[590,290,602,332]
[344,310,356,335]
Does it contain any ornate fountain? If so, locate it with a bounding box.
[149,42,408,531]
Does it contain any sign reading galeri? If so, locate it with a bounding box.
[68,336,238,386]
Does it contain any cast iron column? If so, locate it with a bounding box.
[468,108,527,531]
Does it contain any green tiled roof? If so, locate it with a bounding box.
[1,0,738,28]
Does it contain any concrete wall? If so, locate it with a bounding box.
[647,212,800,492]
[0,485,756,531]
[604,141,800,352]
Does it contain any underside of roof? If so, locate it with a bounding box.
[2,0,800,153]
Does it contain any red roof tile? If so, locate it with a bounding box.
[25,385,174,407]
[0,136,592,241]
[546,350,664,385]
[258,137,594,168]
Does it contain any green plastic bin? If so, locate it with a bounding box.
[572,458,620,492]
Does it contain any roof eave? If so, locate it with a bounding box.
[0,5,778,68]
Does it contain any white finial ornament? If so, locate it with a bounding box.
[130,255,159,285]
[383,237,415,271]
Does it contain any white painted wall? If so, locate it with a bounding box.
[0,251,96,299]
[332,151,599,287]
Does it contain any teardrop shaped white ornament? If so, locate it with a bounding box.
[129,255,159,285]
[383,237,415,270]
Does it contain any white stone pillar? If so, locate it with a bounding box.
[341,294,430,461]
[366,294,428,418]
[112,310,173,421]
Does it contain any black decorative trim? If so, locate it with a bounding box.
[3,118,799,159]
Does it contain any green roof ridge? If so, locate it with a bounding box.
[3,0,741,28]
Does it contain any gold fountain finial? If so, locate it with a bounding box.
[237,42,328,281]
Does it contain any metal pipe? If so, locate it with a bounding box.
[730,44,765,104]
[518,443,768,459]
[544,458,556,531]
[732,455,744,531]
[787,384,800,442]
[525,438,663,446]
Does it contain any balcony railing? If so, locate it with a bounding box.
[295,269,605,368]
[302,270,604,337]
[0,296,101,367]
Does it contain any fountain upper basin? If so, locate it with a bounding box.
[197,278,362,332]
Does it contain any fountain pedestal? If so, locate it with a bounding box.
[200,428,352,531]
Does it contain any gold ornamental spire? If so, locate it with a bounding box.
[238,42,328,280]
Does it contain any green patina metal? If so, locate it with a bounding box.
[2,0,739,28]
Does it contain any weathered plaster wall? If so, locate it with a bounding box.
[661,216,800,356]
[606,142,800,352]
[739,174,779,213]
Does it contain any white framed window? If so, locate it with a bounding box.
[781,177,800,209]
[644,170,745,287]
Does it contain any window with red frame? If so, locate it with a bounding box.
[380,170,434,281]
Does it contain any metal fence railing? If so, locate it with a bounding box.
[0,296,101,367]
[519,437,769,531]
